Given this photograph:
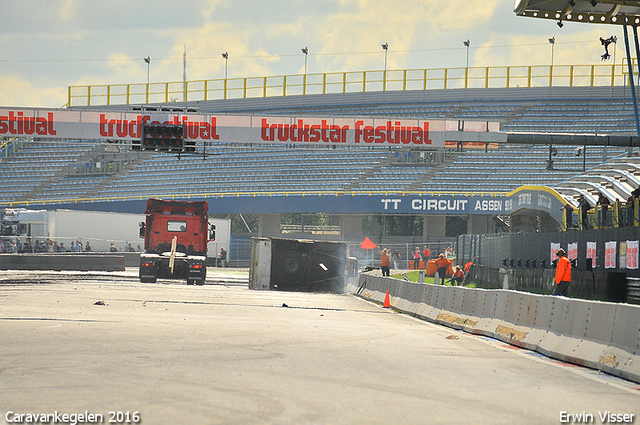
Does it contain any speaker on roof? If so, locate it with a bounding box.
[141,124,184,152]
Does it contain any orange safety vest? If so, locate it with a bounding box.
[435,257,450,268]
[555,256,571,284]
[380,253,390,267]
[464,261,474,273]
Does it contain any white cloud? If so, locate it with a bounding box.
[58,0,78,21]
[0,0,632,107]
[0,75,67,108]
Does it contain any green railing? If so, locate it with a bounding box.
[68,63,628,107]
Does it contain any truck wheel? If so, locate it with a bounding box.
[140,277,156,284]
[186,278,195,285]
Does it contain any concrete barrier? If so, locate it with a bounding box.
[355,272,640,384]
[0,253,125,272]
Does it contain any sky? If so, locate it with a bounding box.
[0,0,627,108]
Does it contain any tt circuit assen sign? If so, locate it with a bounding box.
[0,107,450,148]
[180,187,566,221]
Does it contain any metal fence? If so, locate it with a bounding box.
[226,235,457,270]
[68,63,628,107]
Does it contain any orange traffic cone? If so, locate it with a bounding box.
[383,290,391,308]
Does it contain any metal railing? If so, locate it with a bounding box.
[0,139,24,160]
[575,198,640,230]
[68,63,629,107]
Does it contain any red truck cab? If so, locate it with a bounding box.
[138,199,214,285]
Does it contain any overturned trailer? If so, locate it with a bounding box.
[249,237,348,293]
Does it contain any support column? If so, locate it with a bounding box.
[258,214,281,237]
[340,215,363,240]
[624,25,640,135]
[423,215,446,238]
[467,215,490,234]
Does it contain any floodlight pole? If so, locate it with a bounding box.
[623,25,640,136]
[144,57,150,85]
[463,40,470,69]
[144,57,151,104]
[549,37,555,86]
[302,47,308,95]
[302,47,308,75]
[222,52,229,80]
[463,40,470,89]
[382,43,388,72]
[382,43,388,91]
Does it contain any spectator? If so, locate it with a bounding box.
[627,188,640,226]
[598,193,610,225]
[219,247,227,268]
[554,249,571,296]
[626,194,635,226]
[579,196,591,229]
[109,243,117,252]
[58,242,66,253]
[127,243,135,252]
[434,254,451,285]
[75,241,83,252]
[463,259,476,284]
[22,240,32,253]
[413,247,421,270]
[562,203,573,229]
[70,241,75,252]
[444,247,453,258]
[85,241,92,252]
[379,248,390,277]
[136,244,142,252]
[422,246,430,262]
[392,250,401,270]
[448,266,465,286]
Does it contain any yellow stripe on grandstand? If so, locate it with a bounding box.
[507,185,568,205]
[0,190,509,208]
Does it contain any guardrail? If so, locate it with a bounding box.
[68,63,628,107]
[354,274,640,383]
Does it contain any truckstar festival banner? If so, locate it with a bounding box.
[0,108,506,148]
[0,107,455,148]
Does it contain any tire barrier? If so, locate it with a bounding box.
[355,273,640,384]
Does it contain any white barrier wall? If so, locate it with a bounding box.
[356,273,640,384]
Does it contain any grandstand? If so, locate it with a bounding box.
[2,83,640,256]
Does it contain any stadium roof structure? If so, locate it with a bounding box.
[514,0,640,26]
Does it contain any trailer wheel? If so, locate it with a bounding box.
[186,278,196,285]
